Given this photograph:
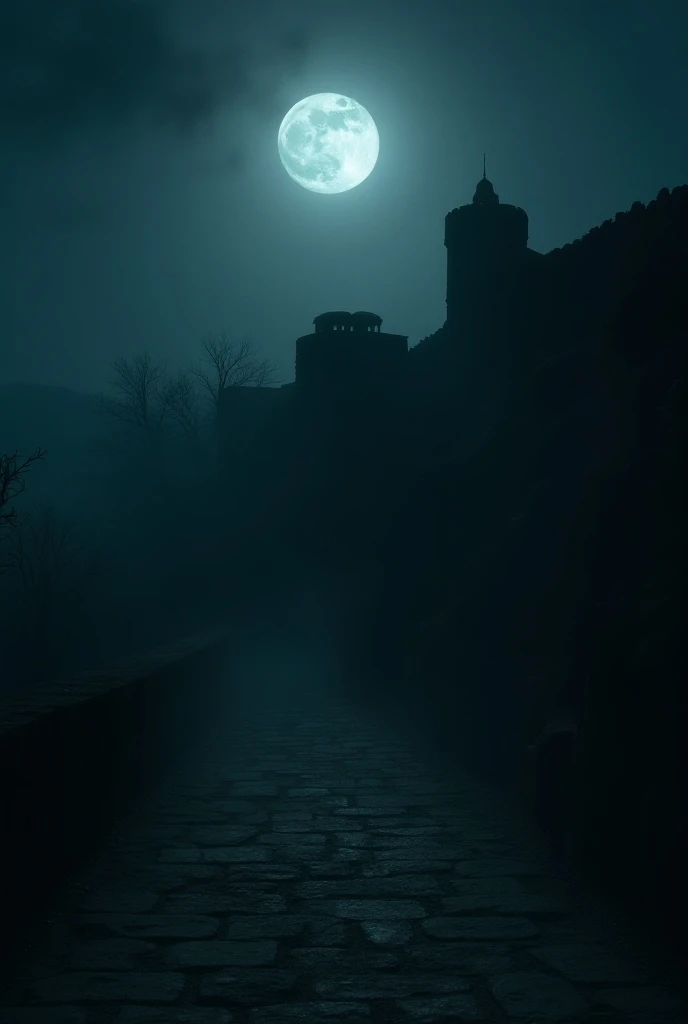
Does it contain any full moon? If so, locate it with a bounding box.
[277,93,379,194]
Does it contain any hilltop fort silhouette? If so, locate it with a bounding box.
[219,169,687,530]
[217,170,687,952]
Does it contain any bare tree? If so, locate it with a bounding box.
[100,352,169,439]
[5,503,103,679]
[9,502,84,598]
[191,334,278,412]
[94,337,277,476]
[162,370,202,445]
[0,448,46,572]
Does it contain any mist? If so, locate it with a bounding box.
[1,1,687,1016]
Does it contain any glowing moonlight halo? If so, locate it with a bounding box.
[278,93,379,194]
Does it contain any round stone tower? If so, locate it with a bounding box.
[444,165,530,334]
[295,311,407,392]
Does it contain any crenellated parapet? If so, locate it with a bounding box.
[531,184,688,358]
[544,184,688,266]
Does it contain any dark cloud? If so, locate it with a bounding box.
[1,0,308,148]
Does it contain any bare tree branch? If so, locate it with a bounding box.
[191,334,278,410]
[99,352,169,436]
[92,337,277,475]
[162,370,202,442]
[11,502,84,586]
[5,504,99,678]
[0,448,46,571]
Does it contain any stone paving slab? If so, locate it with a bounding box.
[1,687,686,1024]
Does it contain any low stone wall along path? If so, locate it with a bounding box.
[2,680,685,1024]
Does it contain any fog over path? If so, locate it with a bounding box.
[1,669,685,1024]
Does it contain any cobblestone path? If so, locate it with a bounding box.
[1,684,685,1024]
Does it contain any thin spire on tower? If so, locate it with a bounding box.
[483,153,486,179]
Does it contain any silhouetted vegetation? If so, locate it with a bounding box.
[0,334,277,693]
[0,447,46,571]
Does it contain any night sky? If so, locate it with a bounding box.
[2,0,687,392]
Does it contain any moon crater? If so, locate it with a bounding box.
[278,93,379,194]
